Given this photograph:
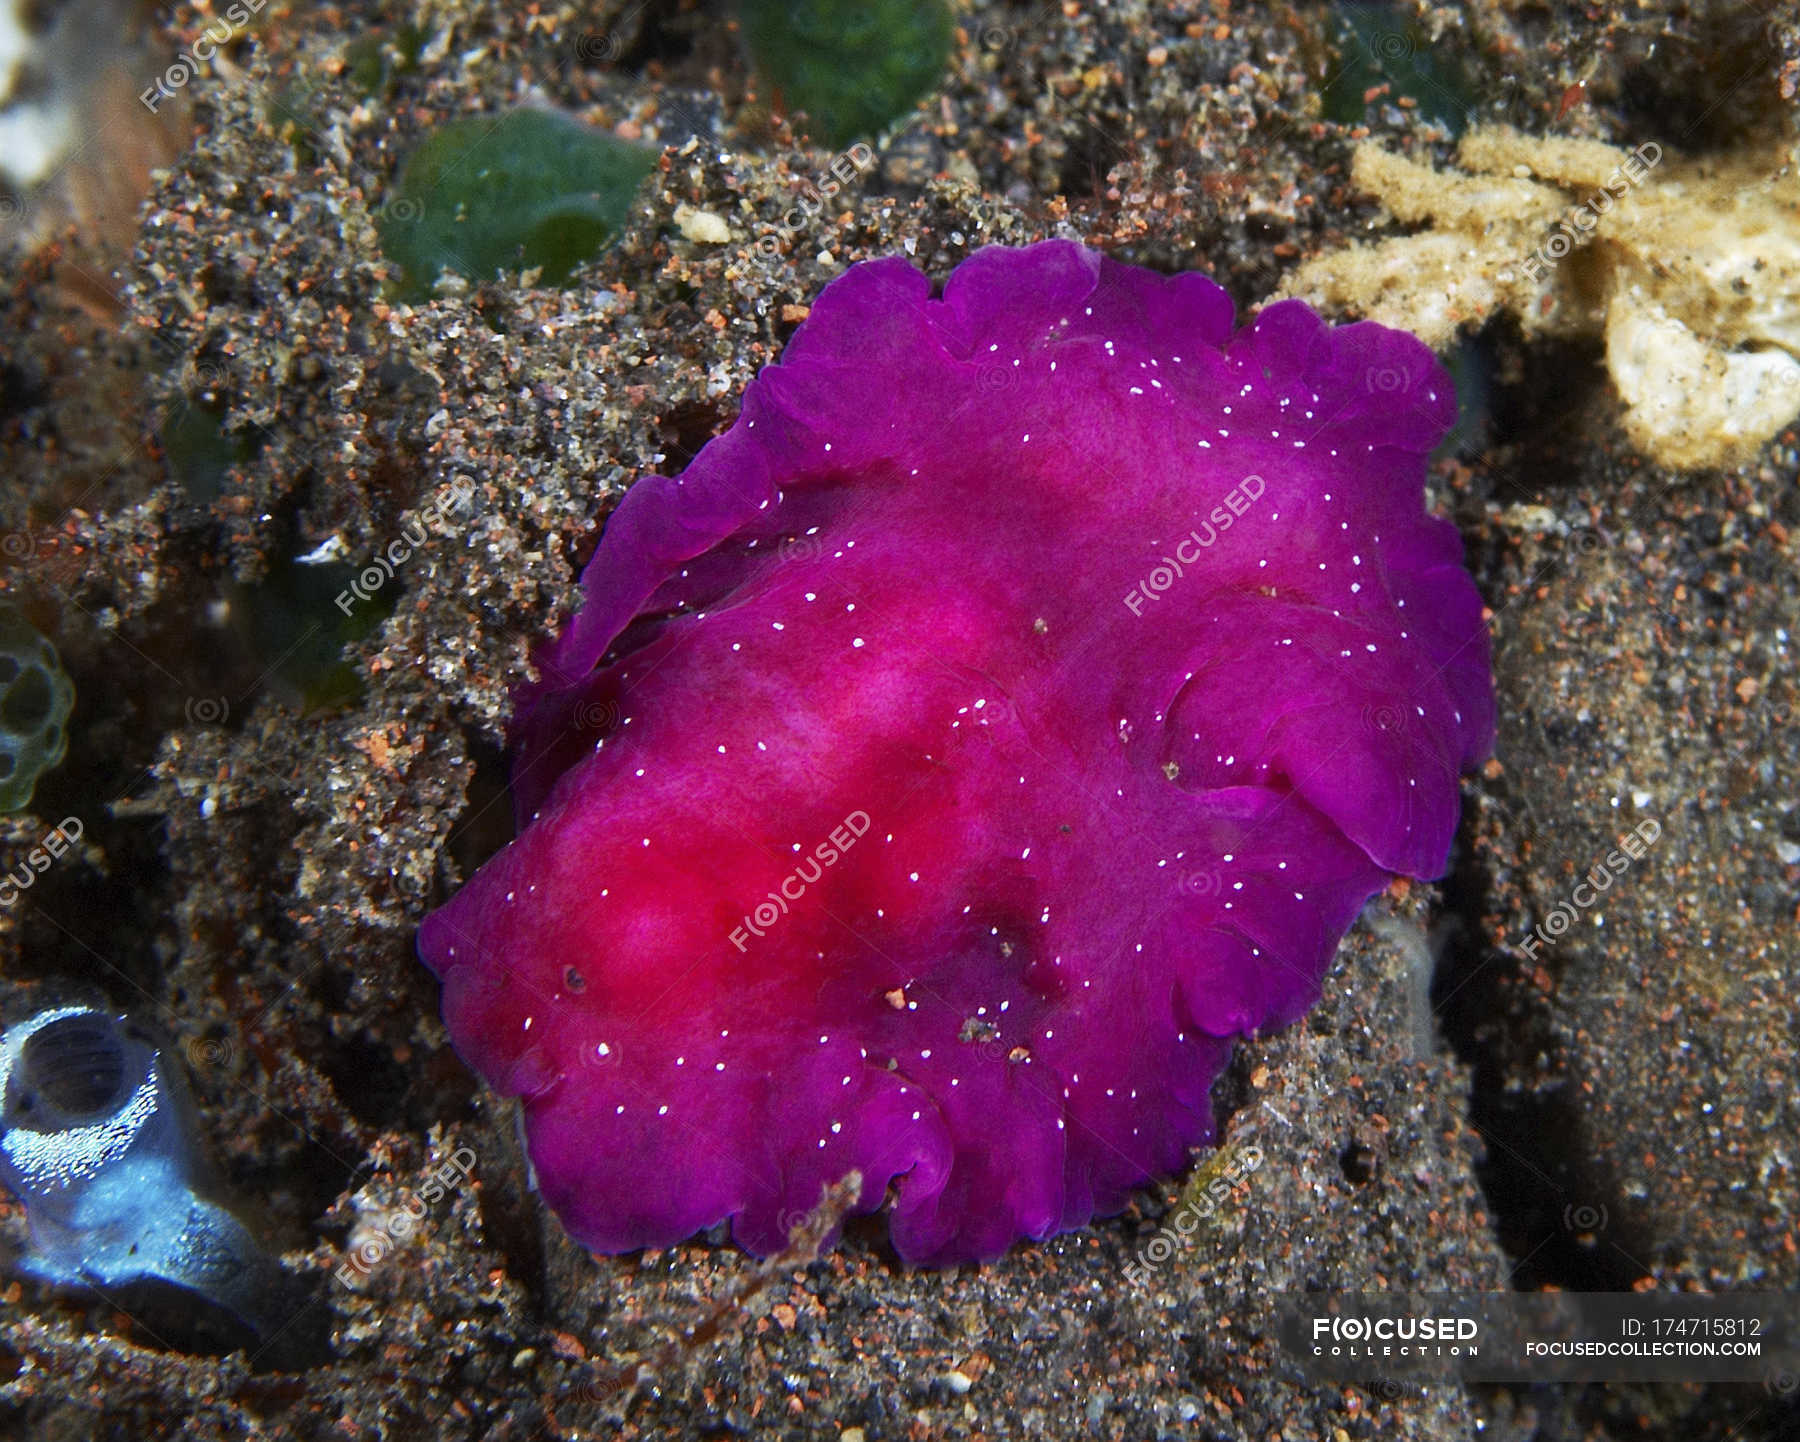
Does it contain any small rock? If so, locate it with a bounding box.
[673,204,732,244]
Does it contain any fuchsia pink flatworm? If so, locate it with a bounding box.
[419,240,1495,1265]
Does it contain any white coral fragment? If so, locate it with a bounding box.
[1282,126,1800,469]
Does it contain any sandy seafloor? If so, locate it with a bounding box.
[0,0,1796,1437]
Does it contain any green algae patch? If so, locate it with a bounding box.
[0,605,74,813]
[160,393,256,503]
[378,108,656,296]
[1321,3,1479,137]
[231,556,387,715]
[742,0,953,147]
